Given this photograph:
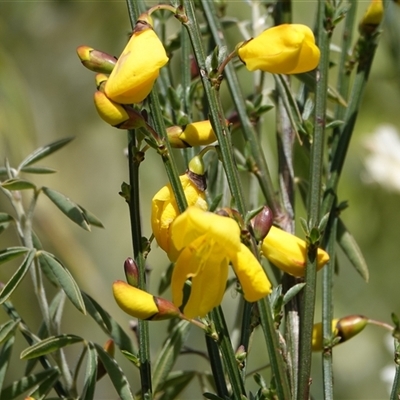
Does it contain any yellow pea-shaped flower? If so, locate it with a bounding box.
[105,22,168,104]
[261,226,329,277]
[238,24,320,74]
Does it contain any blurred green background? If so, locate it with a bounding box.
[1,1,400,399]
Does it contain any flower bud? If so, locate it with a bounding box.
[312,315,368,351]
[112,280,182,320]
[237,24,320,74]
[93,91,146,129]
[105,20,168,104]
[261,226,329,277]
[250,206,273,242]
[179,121,218,147]
[124,257,139,287]
[76,46,117,74]
[359,0,383,35]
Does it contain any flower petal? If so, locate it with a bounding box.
[171,207,241,253]
[230,243,271,302]
[172,236,229,318]
[105,28,168,104]
[261,226,329,276]
[112,280,158,319]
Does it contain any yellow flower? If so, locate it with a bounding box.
[94,91,130,126]
[238,24,320,74]
[170,207,272,318]
[312,315,368,351]
[151,175,207,259]
[178,120,218,147]
[261,226,329,277]
[359,0,383,34]
[105,23,168,104]
[112,280,182,320]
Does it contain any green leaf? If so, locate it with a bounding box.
[0,247,29,265]
[79,206,104,228]
[120,350,140,367]
[158,263,174,295]
[0,320,20,345]
[282,283,306,306]
[94,343,134,400]
[81,342,98,400]
[0,336,15,393]
[157,370,196,400]
[0,213,13,236]
[153,320,191,393]
[0,249,35,304]
[37,251,86,314]
[1,178,36,191]
[18,137,74,170]
[82,292,134,353]
[26,368,60,400]
[20,166,57,174]
[42,187,90,231]
[336,218,369,282]
[20,334,83,360]
[0,368,58,399]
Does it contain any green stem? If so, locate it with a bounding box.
[182,0,246,216]
[258,297,291,400]
[321,212,337,400]
[199,0,284,222]
[210,307,246,398]
[298,3,332,399]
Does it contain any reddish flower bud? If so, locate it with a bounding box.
[76,46,117,74]
[250,206,273,242]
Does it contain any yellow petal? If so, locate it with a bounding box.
[230,244,272,302]
[261,226,329,277]
[93,91,129,126]
[359,0,383,33]
[171,207,241,253]
[171,236,229,318]
[238,24,320,74]
[151,176,207,259]
[112,280,158,319]
[105,28,168,104]
[179,120,218,147]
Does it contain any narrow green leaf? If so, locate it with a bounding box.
[37,251,86,314]
[0,213,13,236]
[153,320,191,392]
[20,166,57,174]
[203,393,226,400]
[79,206,104,228]
[0,320,20,345]
[157,370,195,400]
[42,187,90,231]
[0,368,58,400]
[1,178,36,191]
[20,334,83,360]
[337,218,369,282]
[283,283,306,306]
[120,350,140,367]
[18,137,74,169]
[27,368,60,400]
[158,263,174,295]
[0,336,15,393]
[94,343,134,400]
[0,249,35,304]
[82,293,134,353]
[0,247,29,265]
[81,342,97,400]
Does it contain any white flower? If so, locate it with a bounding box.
[362,124,400,192]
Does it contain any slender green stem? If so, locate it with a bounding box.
[210,307,246,398]
[199,0,284,222]
[258,297,291,400]
[183,0,246,216]
[321,212,337,400]
[298,2,332,399]
[390,339,400,400]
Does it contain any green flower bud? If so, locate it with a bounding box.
[124,257,139,287]
[76,46,117,74]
